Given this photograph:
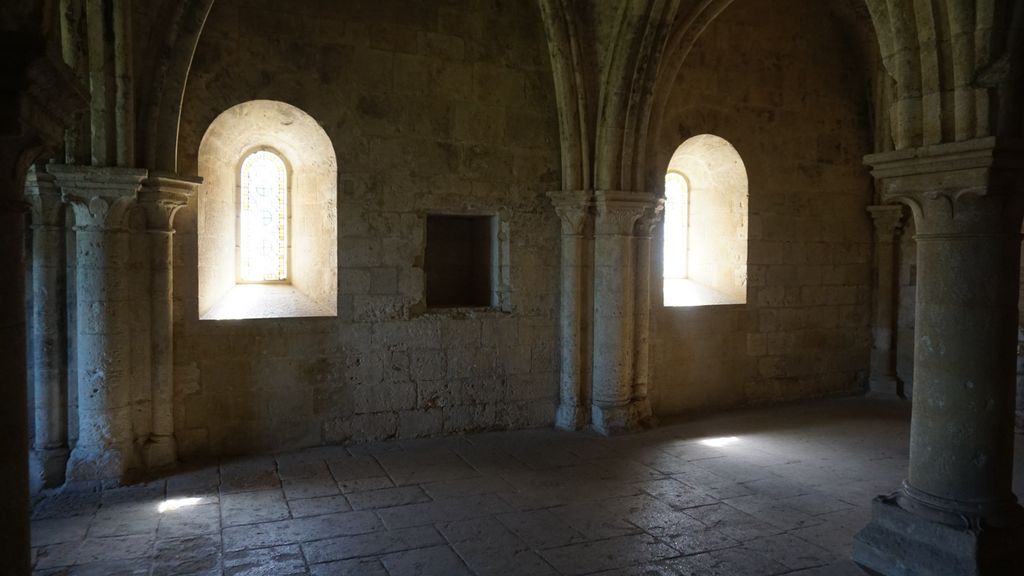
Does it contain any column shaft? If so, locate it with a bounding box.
[867,205,904,396]
[67,226,134,480]
[592,233,634,405]
[139,174,197,468]
[30,223,68,485]
[26,168,69,489]
[907,232,1019,510]
[556,232,585,428]
[632,204,662,424]
[146,230,175,463]
[549,191,591,431]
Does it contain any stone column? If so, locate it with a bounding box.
[139,174,197,468]
[549,191,591,430]
[866,204,905,397]
[49,164,147,483]
[591,192,657,434]
[632,202,664,425]
[25,166,69,489]
[853,139,1024,575]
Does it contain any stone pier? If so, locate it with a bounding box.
[139,174,197,469]
[866,204,904,397]
[853,139,1024,575]
[25,166,69,489]
[50,165,147,483]
[590,192,658,435]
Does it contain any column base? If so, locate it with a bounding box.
[65,445,130,485]
[853,492,1024,576]
[143,435,178,470]
[591,399,656,436]
[555,403,587,431]
[867,374,903,398]
[29,447,68,491]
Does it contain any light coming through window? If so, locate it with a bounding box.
[240,150,288,282]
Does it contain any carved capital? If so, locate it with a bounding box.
[635,200,666,238]
[864,137,1024,237]
[24,164,64,227]
[139,173,201,232]
[48,164,147,231]
[548,190,591,236]
[593,191,658,236]
[866,205,905,241]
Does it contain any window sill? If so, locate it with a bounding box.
[664,278,745,307]
[201,284,335,320]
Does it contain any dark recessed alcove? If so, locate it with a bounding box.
[424,214,495,308]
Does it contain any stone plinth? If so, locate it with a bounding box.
[49,164,147,483]
[853,138,1024,576]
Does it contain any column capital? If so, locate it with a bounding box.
[635,200,665,238]
[864,137,1024,236]
[139,173,201,232]
[866,204,905,240]
[593,191,659,236]
[24,165,63,228]
[47,164,147,231]
[548,190,591,235]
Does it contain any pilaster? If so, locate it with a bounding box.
[866,204,905,398]
[49,164,147,483]
[139,173,198,469]
[853,138,1024,575]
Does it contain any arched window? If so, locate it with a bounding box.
[198,100,337,320]
[663,134,748,307]
[239,149,289,282]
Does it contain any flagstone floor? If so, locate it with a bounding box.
[30,397,1024,575]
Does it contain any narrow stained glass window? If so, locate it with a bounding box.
[240,150,288,282]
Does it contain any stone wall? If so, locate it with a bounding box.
[171,0,562,458]
[650,0,876,415]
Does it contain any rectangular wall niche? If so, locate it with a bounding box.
[425,214,497,308]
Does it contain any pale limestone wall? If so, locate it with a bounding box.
[651,0,875,415]
[171,0,561,458]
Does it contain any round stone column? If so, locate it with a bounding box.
[50,164,147,483]
[139,174,197,469]
[866,204,905,397]
[854,139,1024,576]
[25,166,70,489]
[549,191,592,430]
[591,192,657,434]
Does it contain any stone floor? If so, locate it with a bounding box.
[30,397,1024,576]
